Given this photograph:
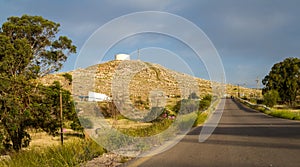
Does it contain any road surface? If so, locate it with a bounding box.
[127,99,300,167]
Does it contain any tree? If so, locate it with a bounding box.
[0,15,76,151]
[262,57,300,105]
[1,15,76,77]
[35,81,78,135]
[263,90,280,107]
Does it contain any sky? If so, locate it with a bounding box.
[0,0,299,88]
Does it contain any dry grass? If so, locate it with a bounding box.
[1,138,105,167]
[106,118,152,129]
[28,130,82,150]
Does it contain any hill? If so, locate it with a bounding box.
[40,60,262,102]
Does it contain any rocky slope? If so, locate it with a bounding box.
[41,60,262,101]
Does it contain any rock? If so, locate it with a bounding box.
[82,153,130,167]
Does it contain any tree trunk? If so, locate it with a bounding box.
[8,125,25,152]
[11,129,23,151]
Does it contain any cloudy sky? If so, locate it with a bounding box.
[1,0,299,88]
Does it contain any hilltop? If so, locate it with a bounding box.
[40,60,262,101]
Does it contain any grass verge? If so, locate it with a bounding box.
[237,98,300,121]
[193,112,209,127]
[263,109,300,120]
[193,98,220,127]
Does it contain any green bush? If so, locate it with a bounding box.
[263,90,280,107]
[62,73,72,83]
[199,100,210,111]
[174,99,199,114]
[249,98,257,104]
[202,94,212,101]
[199,94,212,111]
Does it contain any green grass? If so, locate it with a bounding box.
[193,112,209,127]
[193,98,220,127]
[238,98,300,121]
[0,139,105,167]
[263,109,300,120]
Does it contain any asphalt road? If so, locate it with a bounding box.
[127,99,300,167]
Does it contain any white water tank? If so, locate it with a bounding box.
[115,54,130,60]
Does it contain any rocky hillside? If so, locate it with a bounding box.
[40,60,262,102]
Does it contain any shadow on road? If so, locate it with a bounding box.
[184,99,300,150]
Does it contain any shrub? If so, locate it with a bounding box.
[202,94,212,101]
[249,98,257,104]
[263,90,280,107]
[62,73,72,83]
[199,99,211,111]
[174,99,199,114]
[199,94,212,111]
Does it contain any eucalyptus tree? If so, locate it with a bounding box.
[262,57,300,106]
[0,15,76,151]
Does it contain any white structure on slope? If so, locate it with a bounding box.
[88,92,110,102]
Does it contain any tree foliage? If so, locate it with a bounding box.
[0,15,76,151]
[35,81,79,135]
[262,57,300,105]
[1,15,76,77]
